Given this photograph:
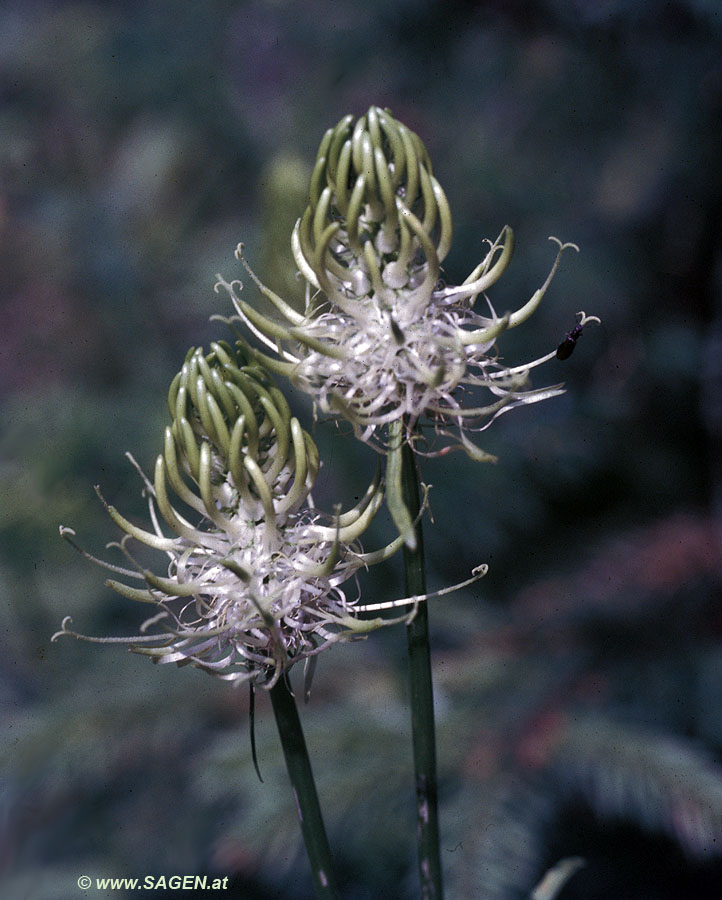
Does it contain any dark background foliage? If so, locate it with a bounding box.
[2,1,722,898]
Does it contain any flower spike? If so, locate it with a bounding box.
[217,107,599,463]
[54,345,479,687]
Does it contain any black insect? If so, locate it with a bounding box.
[556,322,584,359]
[555,312,600,360]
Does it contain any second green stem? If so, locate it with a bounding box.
[269,677,339,900]
[400,436,443,900]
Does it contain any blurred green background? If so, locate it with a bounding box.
[2,1,722,898]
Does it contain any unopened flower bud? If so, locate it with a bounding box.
[294,107,452,310]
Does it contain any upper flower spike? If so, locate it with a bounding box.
[55,343,460,688]
[215,107,591,460]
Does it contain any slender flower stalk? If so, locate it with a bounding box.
[400,422,442,900]
[270,676,339,899]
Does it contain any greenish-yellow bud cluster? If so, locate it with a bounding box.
[162,343,319,538]
[293,106,452,305]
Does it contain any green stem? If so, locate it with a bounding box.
[401,436,444,900]
[269,677,339,899]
